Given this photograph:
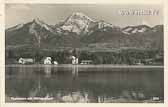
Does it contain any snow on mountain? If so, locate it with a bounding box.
[6,12,162,40]
[122,25,151,34]
[60,12,121,35]
[97,20,114,29]
[32,18,54,31]
[6,13,118,36]
[5,13,163,50]
[15,23,24,29]
[152,25,163,32]
[61,12,95,35]
[6,18,57,48]
[7,18,54,34]
[6,23,24,32]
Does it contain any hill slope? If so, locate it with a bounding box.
[5,12,163,51]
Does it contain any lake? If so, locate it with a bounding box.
[5,64,164,103]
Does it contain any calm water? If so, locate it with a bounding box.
[5,65,164,103]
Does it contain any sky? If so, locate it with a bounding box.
[5,4,163,28]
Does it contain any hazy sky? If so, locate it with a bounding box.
[5,4,163,28]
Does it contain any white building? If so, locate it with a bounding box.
[75,58,78,64]
[18,58,34,64]
[71,56,78,64]
[44,57,52,64]
[80,60,92,64]
[53,61,58,65]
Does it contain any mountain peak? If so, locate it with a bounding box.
[72,12,85,16]
[33,18,40,21]
[32,18,45,25]
[30,18,51,31]
[61,12,95,35]
[70,12,95,22]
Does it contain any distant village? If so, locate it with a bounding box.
[18,56,93,65]
[17,55,156,65]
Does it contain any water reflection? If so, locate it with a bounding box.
[72,65,78,79]
[5,65,164,103]
[44,65,52,78]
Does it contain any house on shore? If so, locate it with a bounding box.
[18,58,34,64]
[44,57,52,64]
[80,60,93,64]
[41,57,58,64]
[71,56,78,64]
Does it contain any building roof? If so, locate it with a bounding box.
[81,60,92,62]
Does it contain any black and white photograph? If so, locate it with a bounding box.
[5,3,164,103]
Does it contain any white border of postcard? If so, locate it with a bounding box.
[0,0,168,107]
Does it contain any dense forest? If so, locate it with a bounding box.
[5,47,163,65]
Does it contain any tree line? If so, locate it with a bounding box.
[5,48,163,65]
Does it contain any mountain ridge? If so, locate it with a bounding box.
[5,12,163,50]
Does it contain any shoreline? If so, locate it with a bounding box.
[5,64,164,68]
